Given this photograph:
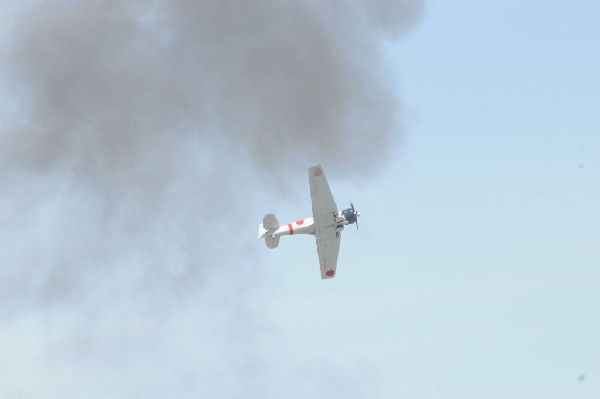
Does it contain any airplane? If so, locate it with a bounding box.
[258,164,360,279]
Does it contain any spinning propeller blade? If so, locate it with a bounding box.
[351,202,358,230]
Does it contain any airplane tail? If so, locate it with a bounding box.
[265,235,280,249]
[258,213,280,249]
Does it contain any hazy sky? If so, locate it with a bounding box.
[261,1,599,398]
[1,1,599,398]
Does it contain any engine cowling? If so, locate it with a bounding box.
[342,208,357,224]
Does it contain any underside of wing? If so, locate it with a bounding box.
[309,165,337,219]
[309,165,341,279]
[316,226,340,279]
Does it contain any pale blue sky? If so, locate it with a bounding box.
[1,1,598,398]
[260,1,599,398]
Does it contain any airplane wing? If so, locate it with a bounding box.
[315,226,340,279]
[309,165,340,279]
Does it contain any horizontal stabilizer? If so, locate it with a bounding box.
[265,235,280,249]
[263,214,279,230]
[258,213,280,239]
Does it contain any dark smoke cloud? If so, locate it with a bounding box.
[0,1,423,397]
[4,0,423,181]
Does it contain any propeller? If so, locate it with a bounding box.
[351,202,359,230]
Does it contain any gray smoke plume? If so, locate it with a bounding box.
[0,1,423,397]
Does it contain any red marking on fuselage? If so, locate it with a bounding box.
[296,220,304,225]
[326,270,335,277]
[287,223,294,235]
[313,167,322,176]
